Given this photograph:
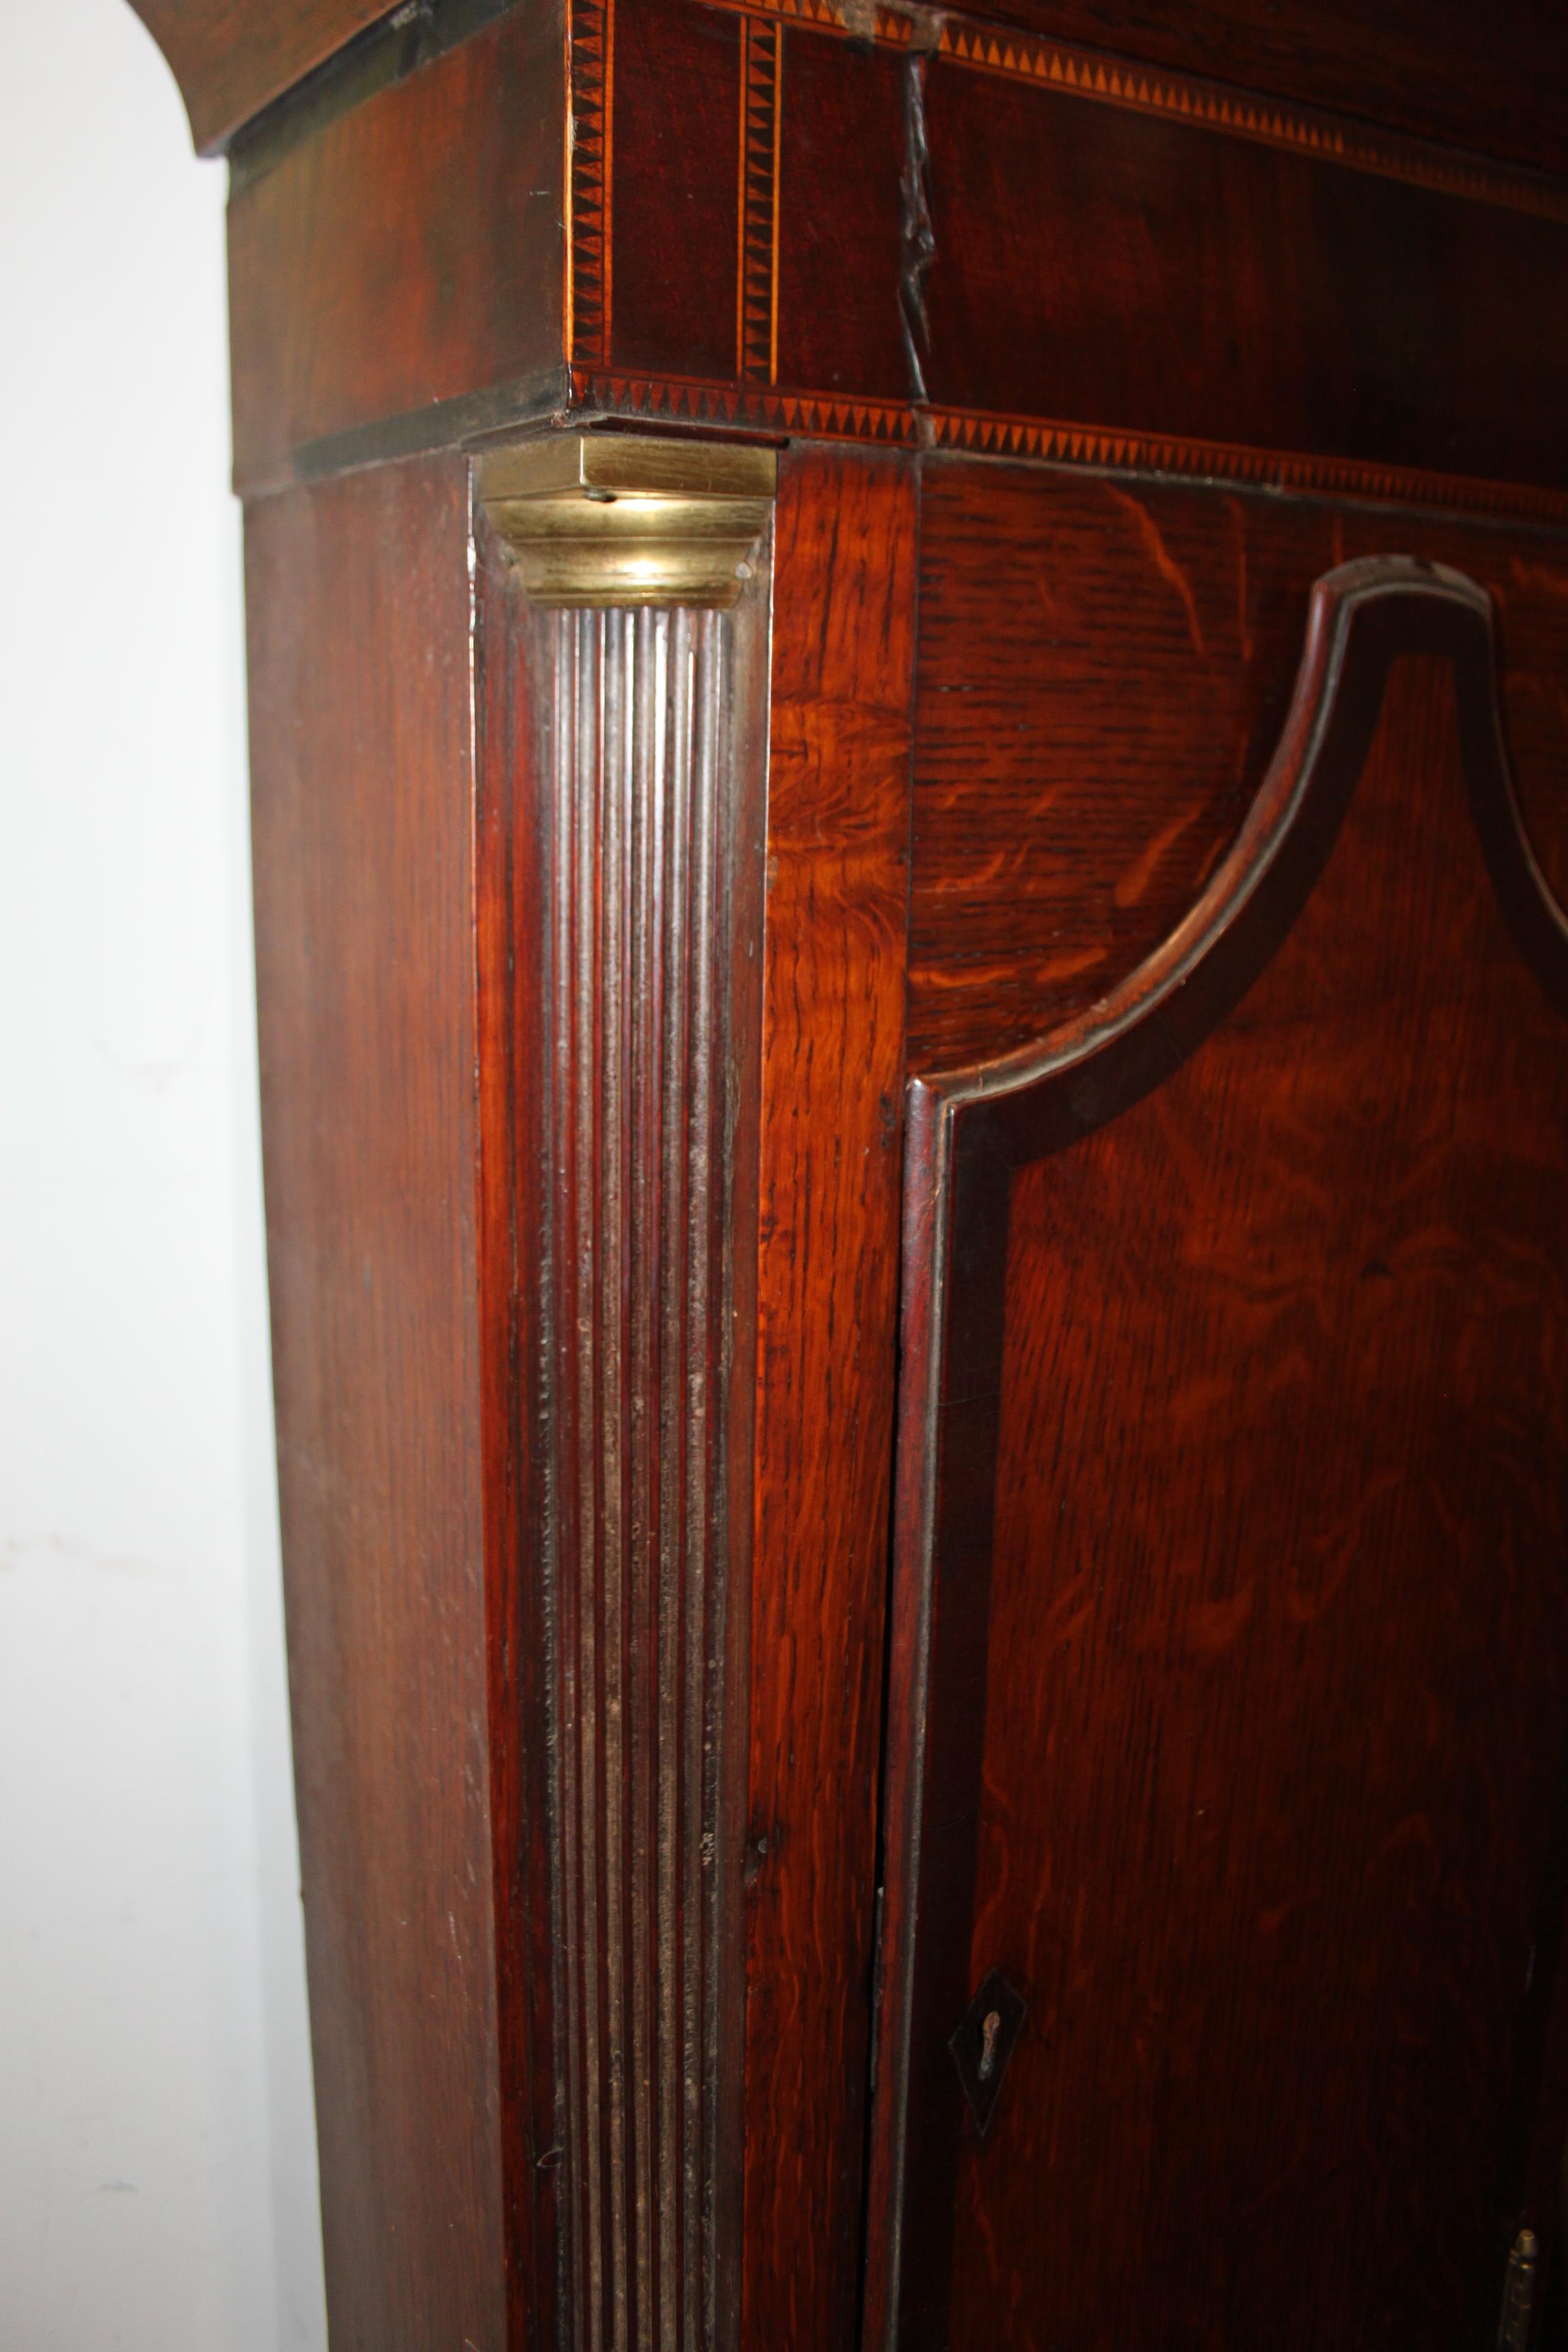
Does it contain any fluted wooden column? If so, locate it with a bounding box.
[474,441,774,2352]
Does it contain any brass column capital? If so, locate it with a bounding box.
[478,431,777,609]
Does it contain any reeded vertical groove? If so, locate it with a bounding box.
[540,583,766,2352]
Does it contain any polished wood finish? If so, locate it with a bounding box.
[919,54,1568,490]
[871,558,1568,2351]
[228,3,564,490]
[223,0,1568,536]
[139,0,1568,2341]
[131,0,1568,178]
[958,0,1568,179]
[474,512,560,2352]
[247,455,507,2352]
[129,0,391,152]
[908,466,1568,1071]
[514,587,769,2352]
[742,446,917,2352]
[474,503,774,2351]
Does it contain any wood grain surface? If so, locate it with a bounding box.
[909,463,1568,1072]
[126,0,1568,178]
[128,0,393,152]
[228,1,564,491]
[247,455,507,2352]
[742,446,917,2352]
[476,529,773,2352]
[218,0,1568,514]
[610,0,742,383]
[874,558,1568,2351]
[947,0,1568,180]
[919,56,1568,494]
[474,514,561,2352]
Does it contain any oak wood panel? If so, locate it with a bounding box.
[228,1,564,493]
[129,0,392,152]
[953,0,1568,180]
[246,455,506,2352]
[875,563,1568,2351]
[908,463,1568,1073]
[742,446,917,2352]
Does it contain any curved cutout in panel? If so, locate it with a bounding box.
[866,554,1568,2352]
[928,556,1568,1152]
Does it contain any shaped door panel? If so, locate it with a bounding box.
[870,556,1568,2352]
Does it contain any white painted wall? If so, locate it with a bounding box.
[0,3,328,2345]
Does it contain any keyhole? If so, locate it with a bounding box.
[977,2009,1002,2082]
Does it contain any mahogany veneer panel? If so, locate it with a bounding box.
[909,463,1568,1071]
[919,59,1568,491]
[875,567,1568,2349]
[247,455,506,2352]
[772,26,907,403]
[610,0,741,382]
[743,446,917,2352]
[222,0,1568,518]
[129,0,392,152]
[960,0,1568,180]
[129,0,1568,177]
[229,1,564,489]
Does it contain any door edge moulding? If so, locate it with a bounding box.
[862,553,1568,2351]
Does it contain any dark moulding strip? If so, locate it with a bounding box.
[227,0,525,191]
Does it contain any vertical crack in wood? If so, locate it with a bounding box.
[542,583,765,2351]
[898,48,935,405]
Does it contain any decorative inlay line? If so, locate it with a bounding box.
[927,404,1568,527]
[696,0,1568,225]
[737,19,783,385]
[572,367,919,446]
[567,0,614,372]
[568,369,1568,530]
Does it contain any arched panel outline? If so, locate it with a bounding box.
[864,554,1568,2352]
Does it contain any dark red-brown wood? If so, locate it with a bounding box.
[919,54,1568,492]
[474,517,775,2352]
[951,0,1568,180]
[742,445,918,2352]
[228,2,564,491]
[870,557,1568,2351]
[474,510,562,2352]
[248,455,508,2352]
[129,0,393,152]
[907,465,1568,1073]
[124,0,1568,179]
[171,0,1568,2343]
[222,0,1568,534]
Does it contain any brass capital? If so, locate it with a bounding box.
[478,432,778,610]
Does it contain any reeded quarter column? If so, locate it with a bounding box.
[476,434,775,2352]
